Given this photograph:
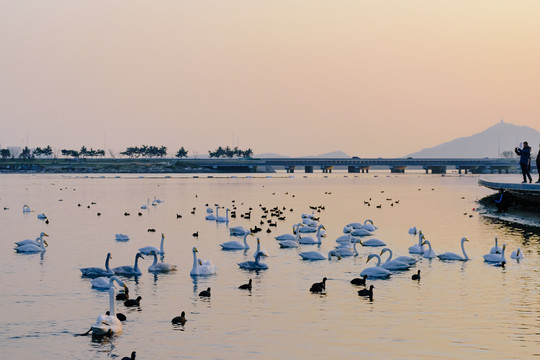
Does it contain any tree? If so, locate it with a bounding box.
[61,149,79,158]
[42,145,53,158]
[0,149,10,159]
[19,146,33,159]
[501,150,516,159]
[79,146,88,158]
[175,147,188,158]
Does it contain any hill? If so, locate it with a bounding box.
[406,120,540,158]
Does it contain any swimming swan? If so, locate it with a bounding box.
[489,237,502,254]
[81,252,115,277]
[220,232,253,250]
[216,208,230,223]
[379,248,412,270]
[91,276,127,336]
[422,240,436,258]
[238,251,269,270]
[113,253,144,276]
[299,250,341,261]
[483,244,506,263]
[359,238,386,247]
[15,232,49,247]
[380,247,418,266]
[437,237,469,261]
[510,247,524,260]
[139,233,165,255]
[408,231,425,254]
[190,247,216,276]
[298,225,325,245]
[148,251,177,272]
[275,223,301,241]
[359,254,391,279]
[15,233,48,252]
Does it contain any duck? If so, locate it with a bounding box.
[483,244,506,263]
[15,232,49,248]
[422,240,436,259]
[15,233,48,253]
[124,296,142,307]
[299,250,341,261]
[239,279,252,290]
[190,247,216,276]
[359,254,392,279]
[90,276,127,336]
[350,274,368,286]
[298,225,325,245]
[408,231,425,254]
[220,232,253,250]
[510,247,524,260]
[238,251,268,270]
[199,287,211,297]
[148,251,177,272]
[358,285,374,298]
[172,311,187,326]
[80,252,115,277]
[411,270,421,280]
[359,238,386,247]
[437,237,469,261]
[139,233,165,255]
[489,237,502,254]
[309,277,327,293]
[112,253,144,276]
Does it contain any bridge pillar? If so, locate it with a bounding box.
[321,165,333,173]
[391,166,406,173]
[348,166,360,173]
[305,165,313,173]
[424,166,446,174]
[286,166,295,173]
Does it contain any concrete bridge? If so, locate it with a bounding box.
[187,157,525,174]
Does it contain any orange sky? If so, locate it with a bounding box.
[1,1,539,157]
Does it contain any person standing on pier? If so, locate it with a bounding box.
[515,142,532,184]
[536,144,540,183]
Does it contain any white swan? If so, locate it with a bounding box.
[112,253,144,276]
[275,223,301,241]
[140,198,150,209]
[483,244,506,263]
[408,226,417,235]
[408,231,425,254]
[22,204,31,213]
[379,249,411,270]
[229,226,249,236]
[359,254,392,279]
[91,276,127,336]
[299,250,341,261]
[437,237,470,261]
[334,240,359,257]
[15,232,48,247]
[510,247,524,260]
[351,228,373,237]
[115,233,129,242]
[489,237,502,254]
[278,231,300,248]
[343,226,353,233]
[37,213,47,219]
[190,247,216,276]
[422,240,436,258]
[346,222,363,229]
[15,233,48,252]
[359,238,386,247]
[298,224,318,233]
[335,233,353,248]
[216,208,230,223]
[220,232,252,250]
[148,251,177,272]
[139,233,165,255]
[81,253,115,277]
[361,220,377,232]
[205,206,218,220]
[380,248,418,266]
[298,225,325,245]
[238,251,269,270]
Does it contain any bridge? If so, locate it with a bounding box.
[186,157,524,174]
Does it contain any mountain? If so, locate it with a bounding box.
[302,150,350,158]
[406,120,540,158]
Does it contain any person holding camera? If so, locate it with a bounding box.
[515,141,532,184]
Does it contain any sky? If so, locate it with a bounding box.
[1,1,539,158]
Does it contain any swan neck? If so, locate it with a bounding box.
[386,249,393,261]
[461,239,469,259]
[191,251,198,273]
[109,286,116,317]
[152,253,158,267]
[105,254,111,271]
[373,254,381,266]
[243,234,249,248]
[160,236,165,252]
[134,255,140,272]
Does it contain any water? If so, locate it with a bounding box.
[0,173,538,359]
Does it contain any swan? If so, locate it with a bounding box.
[91,276,128,336]
[359,254,392,279]
[238,251,268,270]
[81,253,115,277]
[342,226,353,234]
[220,232,252,250]
[275,223,301,241]
[229,226,249,236]
[190,247,216,276]
[299,250,341,261]
[216,208,230,223]
[206,207,213,214]
[408,226,417,235]
[422,240,436,258]
[140,198,150,209]
[253,237,268,259]
[408,231,425,254]
[298,224,318,233]
[351,228,373,237]
[148,251,177,272]
[113,253,144,276]
[15,232,48,247]
[379,249,411,270]
[379,248,419,266]
[510,247,524,260]
[22,204,31,213]
[91,276,116,289]
[437,237,470,261]
[346,222,363,229]
[115,234,130,242]
[298,225,325,245]
[483,244,506,263]
[334,240,359,257]
[205,206,218,220]
[336,233,354,244]
[37,213,47,219]
[489,237,502,254]
[359,238,386,247]
[361,220,377,232]
[139,233,165,255]
[278,231,300,248]
[15,234,48,252]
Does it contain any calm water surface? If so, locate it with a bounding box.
[0,173,538,359]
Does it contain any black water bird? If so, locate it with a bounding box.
[239,279,252,290]
[350,275,367,286]
[121,351,136,360]
[106,310,126,321]
[176,214,182,218]
[116,287,129,301]
[97,212,101,216]
[310,277,327,293]
[358,285,374,299]
[171,311,187,326]
[124,296,142,307]
[199,287,211,297]
[147,228,156,232]
[411,270,421,280]
[138,212,142,216]
[124,212,130,216]
[192,231,199,238]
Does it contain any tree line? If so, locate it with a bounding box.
[1,145,254,160]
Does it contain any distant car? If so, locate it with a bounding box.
[352,156,360,159]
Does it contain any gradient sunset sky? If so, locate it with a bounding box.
[1,1,539,157]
